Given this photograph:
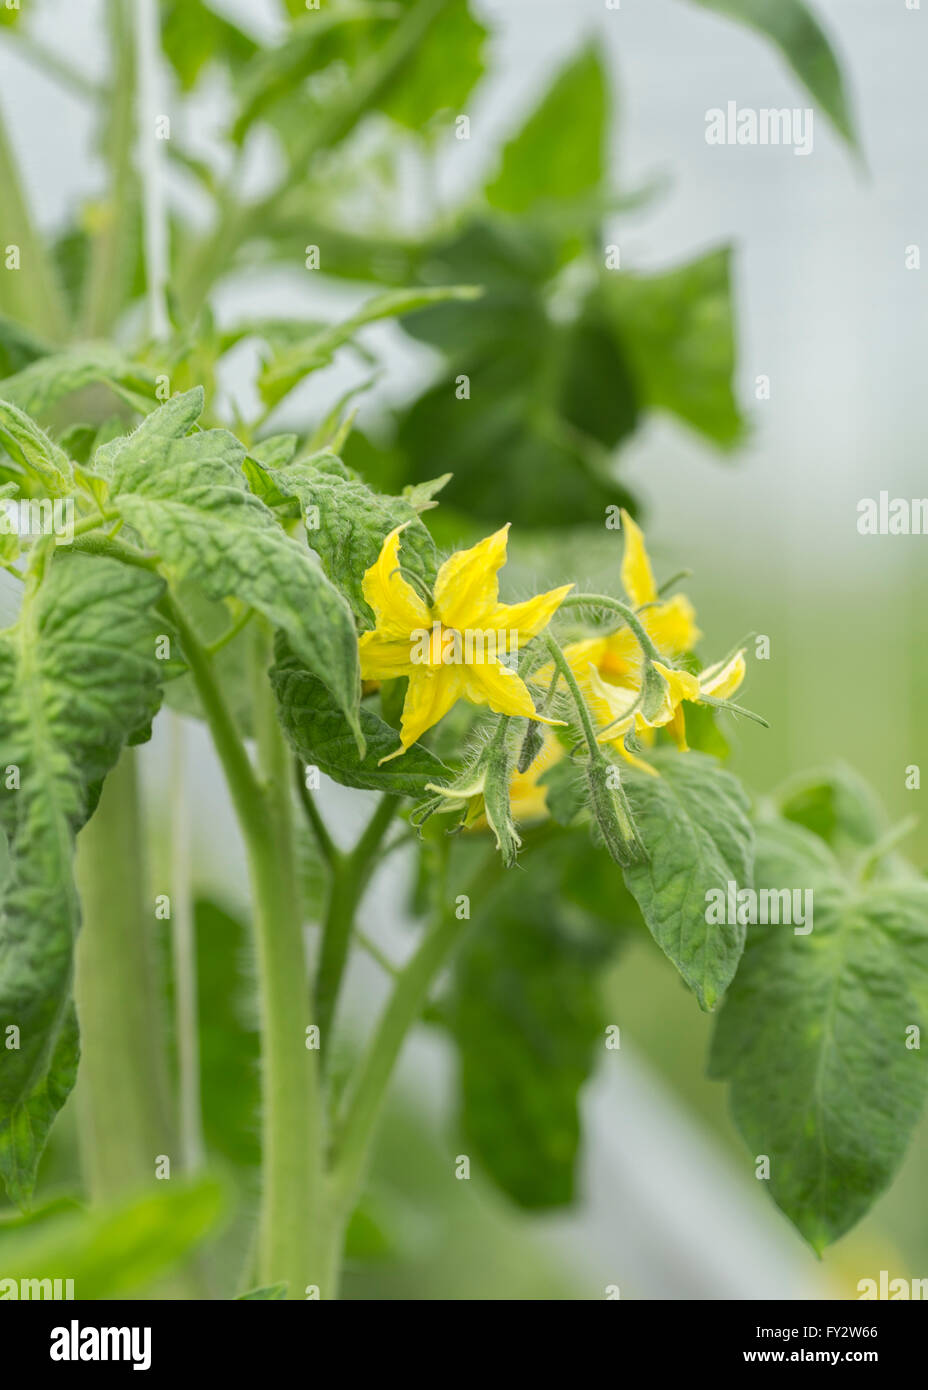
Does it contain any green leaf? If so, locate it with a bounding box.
[0,316,48,378]
[0,552,166,1202]
[379,0,486,131]
[485,47,607,214]
[774,763,886,855]
[238,1282,288,1300]
[623,751,754,1011]
[0,399,72,494]
[257,286,481,410]
[601,247,743,448]
[230,5,386,143]
[192,899,260,1171]
[0,1177,225,1297]
[448,837,617,1208]
[0,345,158,419]
[91,389,363,746]
[257,451,438,628]
[162,0,258,91]
[710,818,928,1250]
[272,637,450,795]
[688,0,857,148]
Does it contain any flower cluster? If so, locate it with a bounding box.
[359,512,748,823]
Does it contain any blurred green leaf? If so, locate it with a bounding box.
[161,0,258,92]
[448,833,623,1208]
[485,46,607,214]
[257,285,480,409]
[710,818,928,1250]
[0,316,48,378]
[238,1282,287,1299]
[0,345,158,420]
[0,1177,226,1297]
[379,0,486,131]
[600,247,743,448]
[688,0,857,148]
[193,899,260,1171]
[774,763,887,856]
[623,751,754,1011]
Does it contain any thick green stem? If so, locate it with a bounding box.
[74,749,174,1196]
[171,606,327,1296]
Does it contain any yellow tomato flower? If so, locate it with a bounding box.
[557,511,745,770]
[358,524,572,761]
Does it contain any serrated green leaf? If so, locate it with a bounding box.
[0,1177,225,1297]
[91,389,363,746]
[0,552,166,1202]
[259,451,438,627]
[0,399,72,494]
[623,751,754,1011]
[0,345,158,420]
[688,0,857,148]
[272,637,449,795]
[709,817,928,1250]
[485,46,607,214]
[601,247,743,448]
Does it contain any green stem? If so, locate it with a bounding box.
[332,899,463,1215]
[170,602,327,1296]
[542,633,602,757]
[0,96,68,337]
[315,794,399,1054]
[81,0,137,337]
[176,0,455,312]
[74,750,175,1195]
[561,591,663,664]
[294,756,340,868]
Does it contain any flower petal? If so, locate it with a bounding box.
[362,525,431,638]
[642,594,701,657]
[396,666,462,752]
[433,524,510,631]
[463,659,558,722]
[485,583,573,645]
[358,630,416,681]
[699,649,746,701]
[620,510,657,607]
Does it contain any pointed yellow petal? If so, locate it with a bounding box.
[397,666,462,750]
[362,526,430,638]
[642,594,701,657]
[620,510,657,607]
[666,703,689,751]
[699,650,746,701]
[463,659,559,722]
[585,664,639,739]
[434,524,510,630]
[485,583,573,644]
[358,630,416,680]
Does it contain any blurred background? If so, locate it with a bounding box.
[2,0,926,1297]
